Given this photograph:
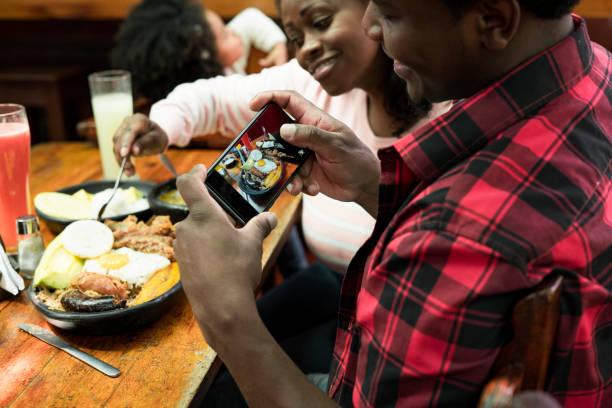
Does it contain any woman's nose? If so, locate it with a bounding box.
[300,34,323,59]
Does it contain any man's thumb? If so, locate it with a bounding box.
[242,212,277,242]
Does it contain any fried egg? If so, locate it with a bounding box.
[61,220,114,259]
[83,247,170,288]
[254,158,277,174]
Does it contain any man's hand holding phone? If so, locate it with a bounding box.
[204,101,313,226]
[250,91,381,218]
[174,164,277,349]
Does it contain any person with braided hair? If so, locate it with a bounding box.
[111,0,287,103]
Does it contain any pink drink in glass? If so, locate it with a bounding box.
[0,105,31,252]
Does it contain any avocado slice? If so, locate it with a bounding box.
[33,234,84,289]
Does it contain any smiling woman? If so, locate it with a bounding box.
[113,0,449,276]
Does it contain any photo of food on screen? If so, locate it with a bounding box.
[213,126,307,212]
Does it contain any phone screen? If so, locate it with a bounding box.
[205,102,311,225]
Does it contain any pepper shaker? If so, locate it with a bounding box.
[16,215,45,279]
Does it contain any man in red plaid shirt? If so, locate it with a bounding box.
[174,0,612,406]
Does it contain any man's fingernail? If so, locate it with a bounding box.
[265,212,278,228]
[286,182,293,194]
[120,147,129,157]
[133,145,140,155]
[280,124,296,139]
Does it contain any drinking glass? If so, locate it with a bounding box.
[0,104,31,253]
[88,70,133,180]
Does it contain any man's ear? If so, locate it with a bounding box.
[475,0,521,51]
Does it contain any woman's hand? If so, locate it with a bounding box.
[112,113,170,176]
[173,165,277,348]
[250,90,381,216]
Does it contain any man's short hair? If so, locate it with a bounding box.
[443,0,580,19]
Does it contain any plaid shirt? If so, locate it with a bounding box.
[329,16,612,407]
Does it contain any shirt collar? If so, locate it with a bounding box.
[390,15,593,184]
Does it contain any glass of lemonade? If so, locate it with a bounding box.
[0,104,31,253]
[88,70,133,180]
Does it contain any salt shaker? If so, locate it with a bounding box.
[16,215,45,279]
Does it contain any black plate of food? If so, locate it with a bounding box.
[34,180,156,235]
[238,162,285,196]
[26,280,182,335]
[148,178,189,223]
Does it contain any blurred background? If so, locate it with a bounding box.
[0,0,609,146]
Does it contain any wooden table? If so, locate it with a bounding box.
[0,142,301,408]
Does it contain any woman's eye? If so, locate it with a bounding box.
[312,16,332,29]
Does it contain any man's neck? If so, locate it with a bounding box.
[511,14,575,65]
[481,14,575,92]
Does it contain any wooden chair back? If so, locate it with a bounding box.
[477,272,564,408]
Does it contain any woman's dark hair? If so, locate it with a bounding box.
[380,53,432,136]
[111,0,224,103]
[443,0,580,19]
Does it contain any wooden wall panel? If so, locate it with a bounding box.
[0,0,278,20]
[0,0,608,20]
[575,0,612,18]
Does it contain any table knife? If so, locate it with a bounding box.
[18,324,120,377]
[158,153,179,178]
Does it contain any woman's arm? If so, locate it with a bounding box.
[149,61,303,147]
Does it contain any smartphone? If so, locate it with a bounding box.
[205,102,312,226]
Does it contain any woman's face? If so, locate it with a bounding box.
[280,0,381,95]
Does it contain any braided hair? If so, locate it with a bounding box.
[111,0,224,102]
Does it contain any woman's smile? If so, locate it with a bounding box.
[310,55,339,81]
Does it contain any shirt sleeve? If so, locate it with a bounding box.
[354,228,533,406]
[149,60,304,147]
[227,8,286,53]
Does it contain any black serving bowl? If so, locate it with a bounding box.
[26,281,182,335]
[237,164,285,202]
[34,180,156,235]
[148,178,189,224]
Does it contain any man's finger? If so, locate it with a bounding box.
[249,91,345,135]
[280,123,341,156]
[297,155,314,178]
[176,164,214,215]
[249,91,310,124]
[241,212,277,243]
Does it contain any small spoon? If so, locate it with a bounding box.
[97,156,128,222]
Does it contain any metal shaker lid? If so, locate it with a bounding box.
[16,215,40,235]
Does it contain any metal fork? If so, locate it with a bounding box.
[97,156,128,222]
